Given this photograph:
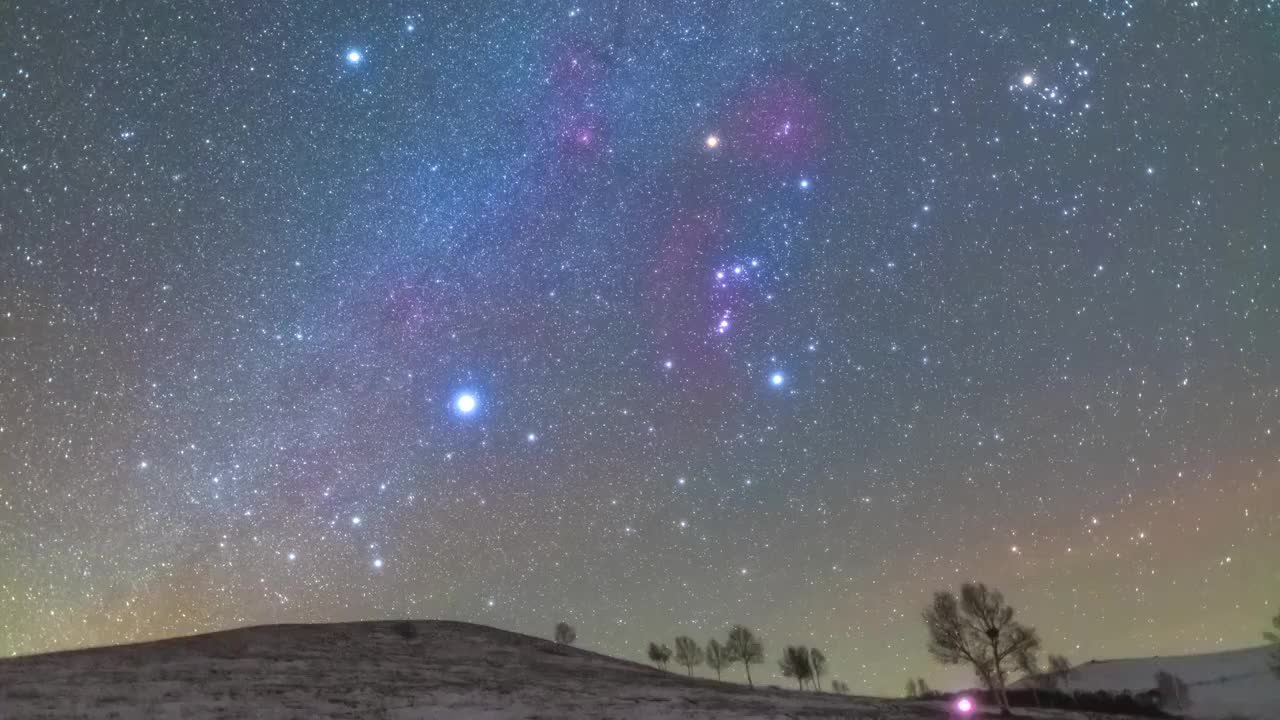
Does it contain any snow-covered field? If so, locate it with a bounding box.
[1025,645,1280,720]
[0,620,1140,719]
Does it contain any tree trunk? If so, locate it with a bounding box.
[988,637,1012,715]
[686,664,692,676]
[996,680,1012,715]
[745,662,753,688]
[715,668,721,681]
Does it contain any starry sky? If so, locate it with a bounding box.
[1,0,1278,695]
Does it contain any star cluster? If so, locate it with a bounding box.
[1,1,1277,694]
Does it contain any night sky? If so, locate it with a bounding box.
[2,1,1278,694]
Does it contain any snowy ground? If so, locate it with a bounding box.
[1020,645,1280,720]
[0,620,1145,719]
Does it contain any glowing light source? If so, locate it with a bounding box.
[455,393,477,414]
[770,372,785,386]
[347,50,362,64]
[705,134,719,149]
[799,178,811,189]
[955,696,975,714]
[1021,73,1034,86]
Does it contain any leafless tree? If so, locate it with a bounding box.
[905,678,918,698]
[779,645,814,690]
[1155,670,1191,711]
[553,621,576,645]
[916,677,930,696]
[923,582,1041,715]
[1015,647,1043,707]
[705,638,730,681]
[674,636,704,676]
[725,625,765,688]
[647,641,672,670]
[809,648,827,691]
[1265,610,1280,678]
[1047,654,1073,692]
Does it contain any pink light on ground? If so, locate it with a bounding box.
[955,696,975,714]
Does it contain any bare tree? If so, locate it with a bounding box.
[916,677,930,696]
[705,638,730,681]
[831,679,850,694]
[809,648,827,691]
[553,621,576,645]
[1015,647,1042,707]
[647,641,672,670]
[1047,654,1073,692]
[1265,609,1280,678]
[779,645,814,690]
[905,678,918,698]
[725,625,765,689]
[1155,670,1191,711]
[674,636,704,676]
[923,582,1041,715]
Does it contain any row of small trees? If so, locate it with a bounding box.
[647,625,766,686]
[556,595,1280,710]
[903,677,931,698]
[647,626,851,693]
[560,621,844,691]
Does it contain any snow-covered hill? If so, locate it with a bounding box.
[0,619,1140,719]
[1021,645,1279,720]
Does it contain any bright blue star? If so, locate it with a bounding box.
[346,50,362,64]
[455,392,478,415]
[798,178,811,190]
[770,372,785,386]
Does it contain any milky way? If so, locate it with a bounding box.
[1,1,1277,693]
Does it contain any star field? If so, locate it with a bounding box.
[1,1,1278,694]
